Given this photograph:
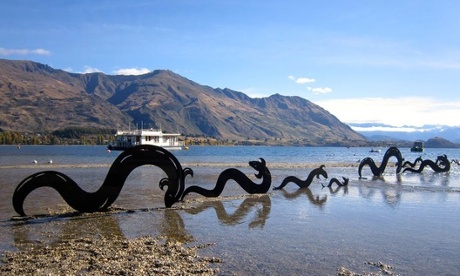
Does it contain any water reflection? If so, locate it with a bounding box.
[360,174,403,183]
[323,185,349,195]
[381,186,402,207]
[158,209,193,243]
[10,212,124,251]
[7,206,198,250]
[277,188,327,208]
[184,195,271,228]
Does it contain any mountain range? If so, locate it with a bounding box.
[350,123,460,143]
[0,59,367,146]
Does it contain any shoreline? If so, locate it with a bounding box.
[0,161,370,170]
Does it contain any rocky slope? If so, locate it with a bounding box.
[0,59,366,145]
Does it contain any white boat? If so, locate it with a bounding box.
[107,128,187,151]
[410,141,424,152]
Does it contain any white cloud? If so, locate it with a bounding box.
[288,75,316,84]
[308,87,332,94]
[240,87,265,98]
[314,97,460,127]
[0,47,51,56]
[296,77,316,84]
[350,125,437,133]
[83,66,103,73]
[113,67,151,75]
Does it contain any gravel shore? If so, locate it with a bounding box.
[1,235,221,275]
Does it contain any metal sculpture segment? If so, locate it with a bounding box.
[403,154,450,173]
[180,158,271,199]
[358,147,403,178]
[12,145,192,216]
[402,156,423,168]
[273,165,328,190]
[324,177,349,187]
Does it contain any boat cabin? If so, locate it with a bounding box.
[410,141,424,152]
[108,129,184,150]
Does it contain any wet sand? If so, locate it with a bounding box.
[1,199,399,276]
[1,162,460,275]
[1,234,220,275]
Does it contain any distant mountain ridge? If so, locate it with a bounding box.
[0,59,366,146]
[350,123,460,143]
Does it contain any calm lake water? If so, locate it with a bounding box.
[0,145,459,275]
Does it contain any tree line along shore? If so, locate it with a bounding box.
[1,127,458,148]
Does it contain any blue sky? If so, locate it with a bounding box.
[2,1,460,129]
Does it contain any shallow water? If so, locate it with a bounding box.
[1,145,459,275]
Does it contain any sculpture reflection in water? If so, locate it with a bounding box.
[159,209,194,243]
[358,147,403,179]
[403,154,450,173]
[11,208,194,252]
[180,158,271,200]
[273,165,328,190]
[277,187,327,208]
[12,212,125,252]
[12,145,193,216]
[184,195,271,228]
[324,184,349,195]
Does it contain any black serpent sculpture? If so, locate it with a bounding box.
[273,165,328,190]
[323,177,349,187]
[12,145,192,216]
[403,154,450,173]
[180,158,271,199]
[358,147,403,178]
[403,156,423,168]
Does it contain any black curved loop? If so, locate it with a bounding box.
[12,145,192,216]
[403,154,450,173]
[358,147,403,178]
[324,177,349,187]
[273,165,328,190]
[180,158,271,199]
[403,156,423,168]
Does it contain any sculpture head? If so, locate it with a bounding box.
[436,154,449,167]
[249,158,268,179]
[316,164,328,179]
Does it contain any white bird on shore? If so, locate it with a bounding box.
[48,159,53,164]
[32,160,37,164]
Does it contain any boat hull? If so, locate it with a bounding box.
[108,145,184,151]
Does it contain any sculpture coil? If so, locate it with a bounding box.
[358,147,403,178]
[273,165,328,190]
[403,154,450,173]
[402,156,423,168]
[324,177,349,187]
[12,145,192,216]
[180,158,271,199]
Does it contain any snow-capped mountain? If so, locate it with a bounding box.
[349,123,460,143]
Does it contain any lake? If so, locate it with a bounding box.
[0,145,459,275]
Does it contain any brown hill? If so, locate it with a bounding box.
[0,59,131,131]
[0,59,367,146]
